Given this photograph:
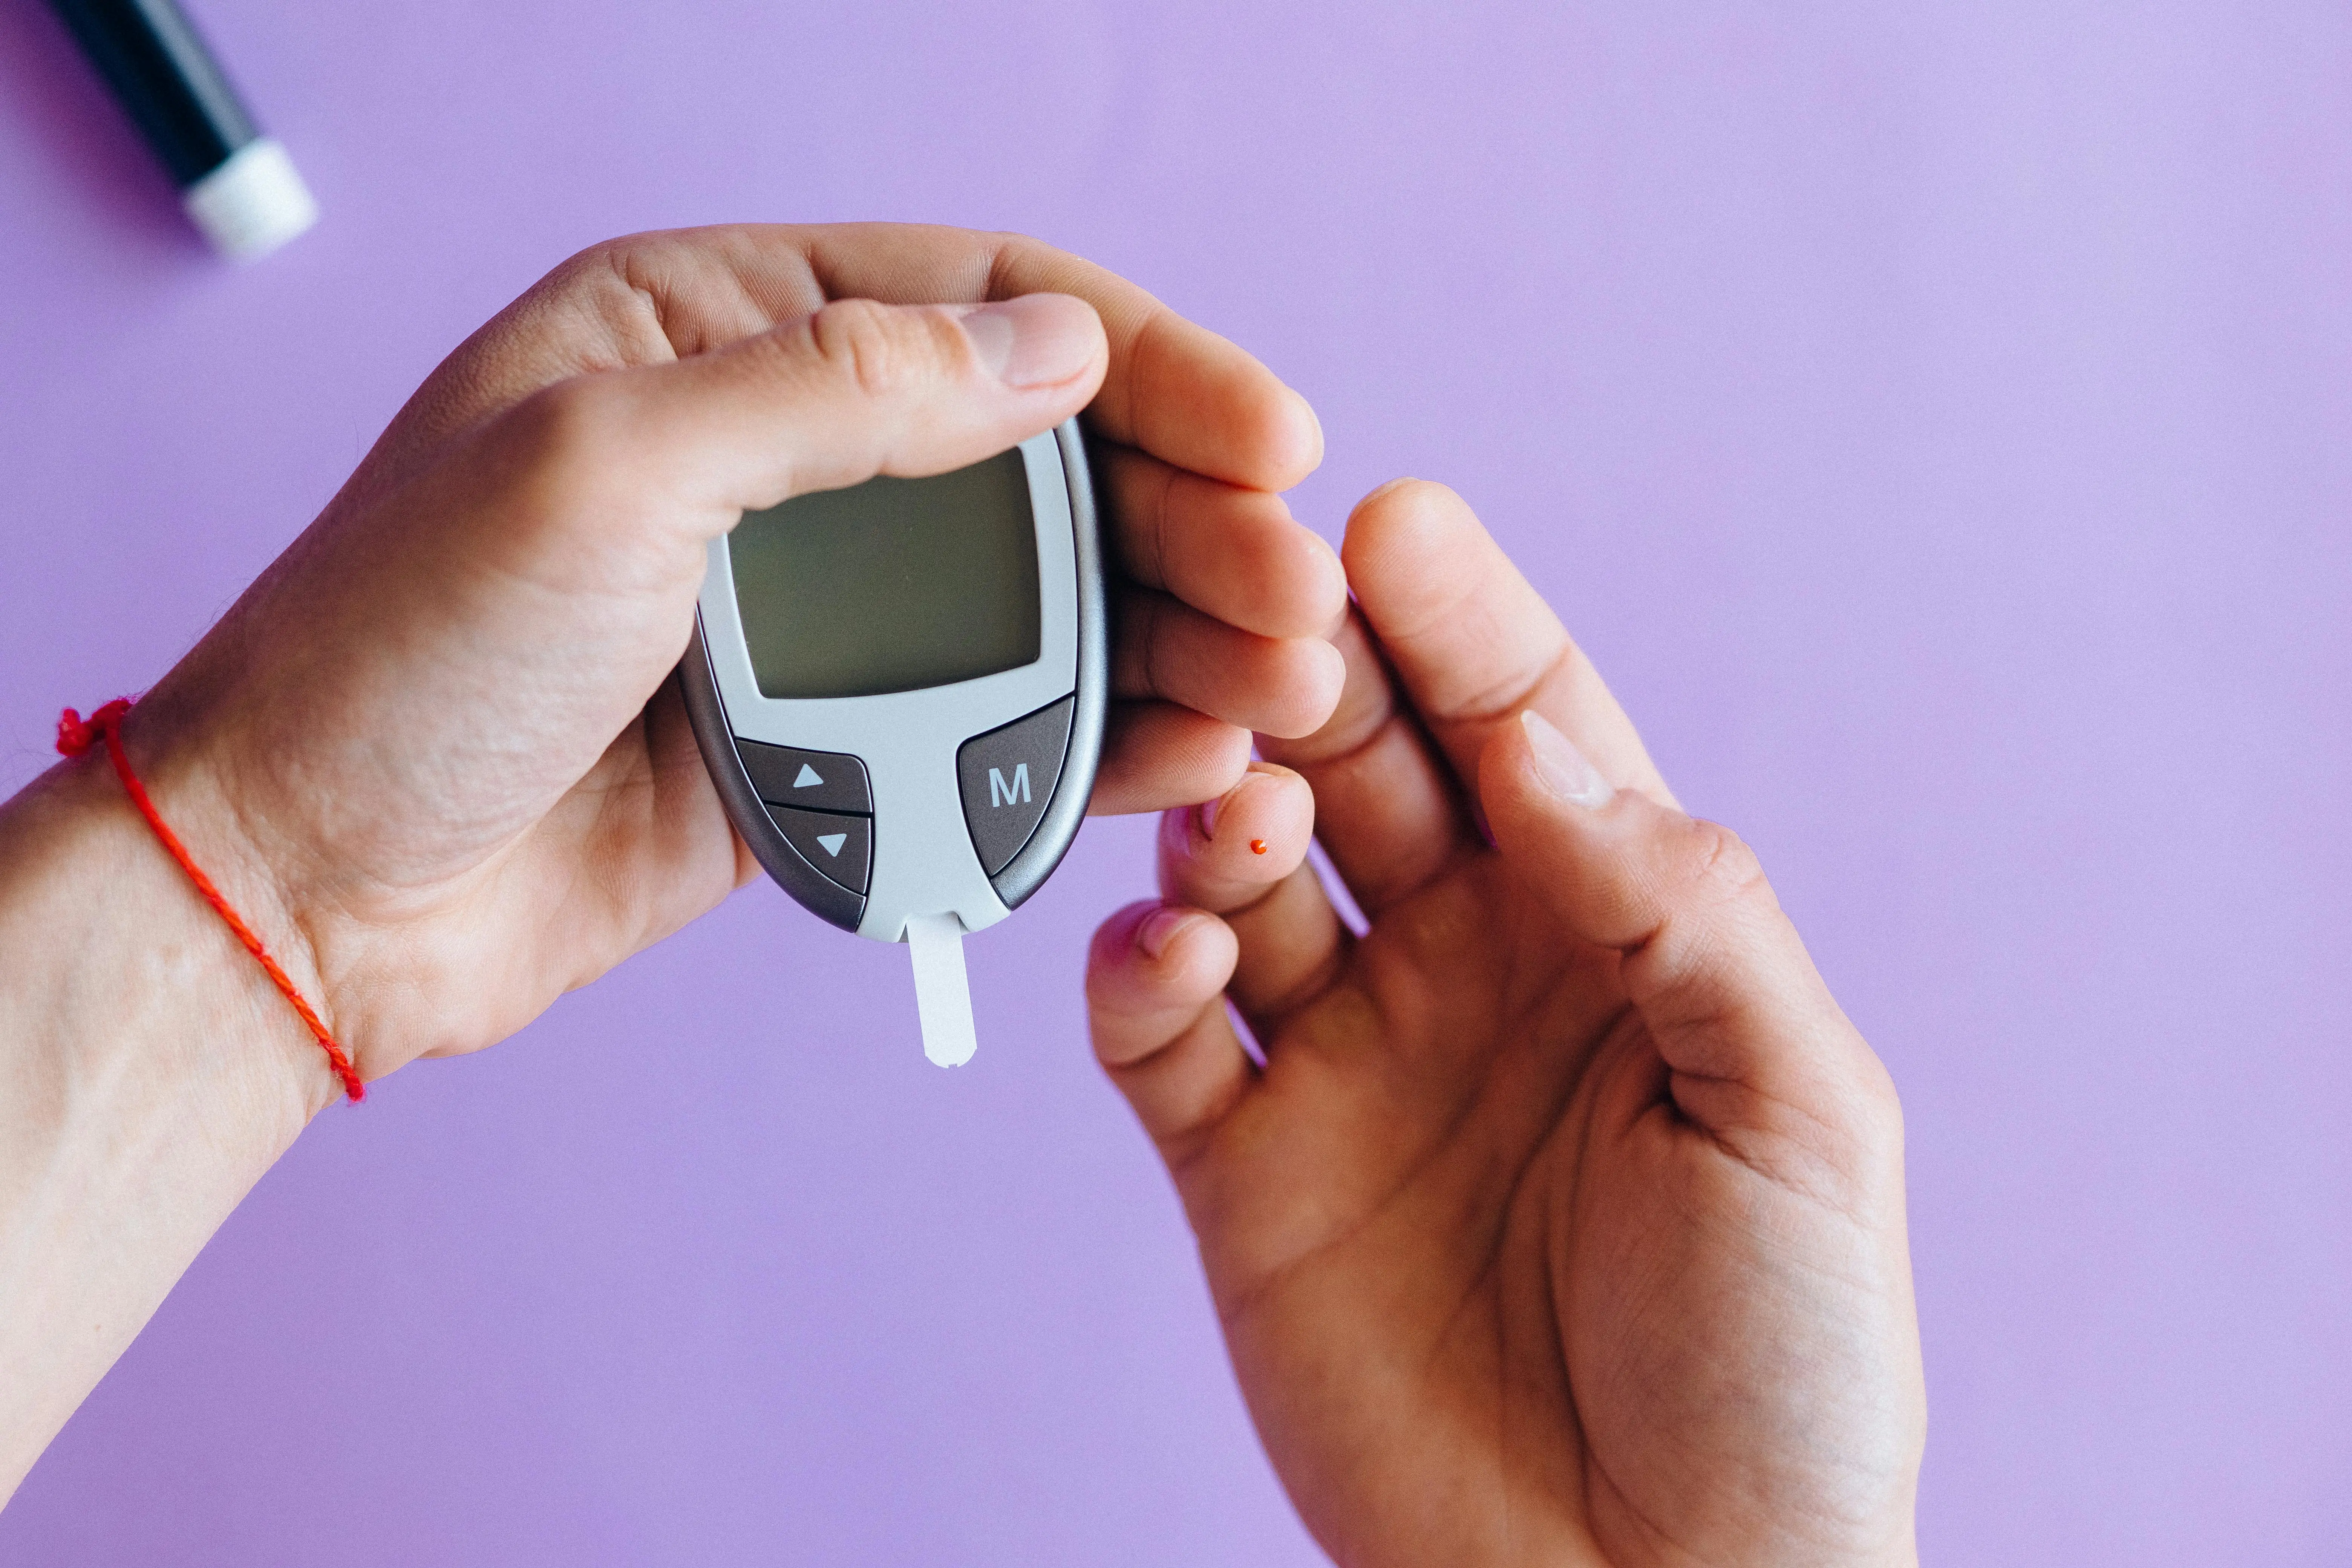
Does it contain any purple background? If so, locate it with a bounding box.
[3,2,2347,1561]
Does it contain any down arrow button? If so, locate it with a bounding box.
[764,805,872,896]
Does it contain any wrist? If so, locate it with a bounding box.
[0,753,332,1496]
[5,740,342,1127]
[109,678,363,1088]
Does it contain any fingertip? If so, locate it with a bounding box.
[1201,719,1258,795]
[1216,499,1349,639]
[1089,706,1253,816]
[1089,899,1165,972]
[1089,898,1180,976]
[1158,761,1316,905]
[1340,478,1476,597]
[1260,637,1349,740]
[1234,518,1349,641]
[1217,368,1325,492]
[1351,474,1429,513]
[1225,758,1315,833]
[1124,317,1324,492]
[1272,384,1325,488]
[1136,905,1211,962]
[1086,900,1239,1066]
[1223,377,1323,493]
[1300,526,1350,635]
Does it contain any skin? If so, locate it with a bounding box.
[0,223,1344,1500]
[1087,480,1928,1567]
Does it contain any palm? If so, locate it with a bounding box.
[1238,859,1908,1566]
[150,238,808,1060]
[1089,479,1923,1567]
[1190,854,1611,1562]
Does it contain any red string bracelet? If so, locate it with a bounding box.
[57,698,365,1103]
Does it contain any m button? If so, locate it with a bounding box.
[957,696,1073,875]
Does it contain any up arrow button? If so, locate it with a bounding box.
[737,741,871,815]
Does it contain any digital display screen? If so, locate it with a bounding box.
[729,449,1042,699]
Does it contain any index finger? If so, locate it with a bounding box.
[1341,478,1679,810]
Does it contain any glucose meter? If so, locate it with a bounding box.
[680,420,1107,1064]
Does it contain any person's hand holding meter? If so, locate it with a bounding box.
[1088,481,1928,1567]
[0,224,1343,1497]
[70,222,1340,1078]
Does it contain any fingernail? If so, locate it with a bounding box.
[956,296,1096,388]
[1136,906,1197,960]
[1521,710,1614,808]
[1198,768,1260,841]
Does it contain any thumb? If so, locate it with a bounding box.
[531,292,1109,532]
[1479,710,1897,1170]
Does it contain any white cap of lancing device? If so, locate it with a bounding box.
[181,139,319,262]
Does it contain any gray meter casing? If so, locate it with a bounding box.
[680,421,1107,942]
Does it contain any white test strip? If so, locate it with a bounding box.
[906,913,978,1068]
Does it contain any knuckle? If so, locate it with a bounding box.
[580,229,674,277]
[810,298,956,400]
[523,237,626,305]
[503,376,616,482]
[544,233,674,323]
[976,229,1060,294]
[1675,818,1773,915]
[561,234,651,294]
[564,230,656,274]
[487,377,641,530]
[505,376,626,480]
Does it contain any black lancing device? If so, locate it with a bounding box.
[46,0,318,259]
